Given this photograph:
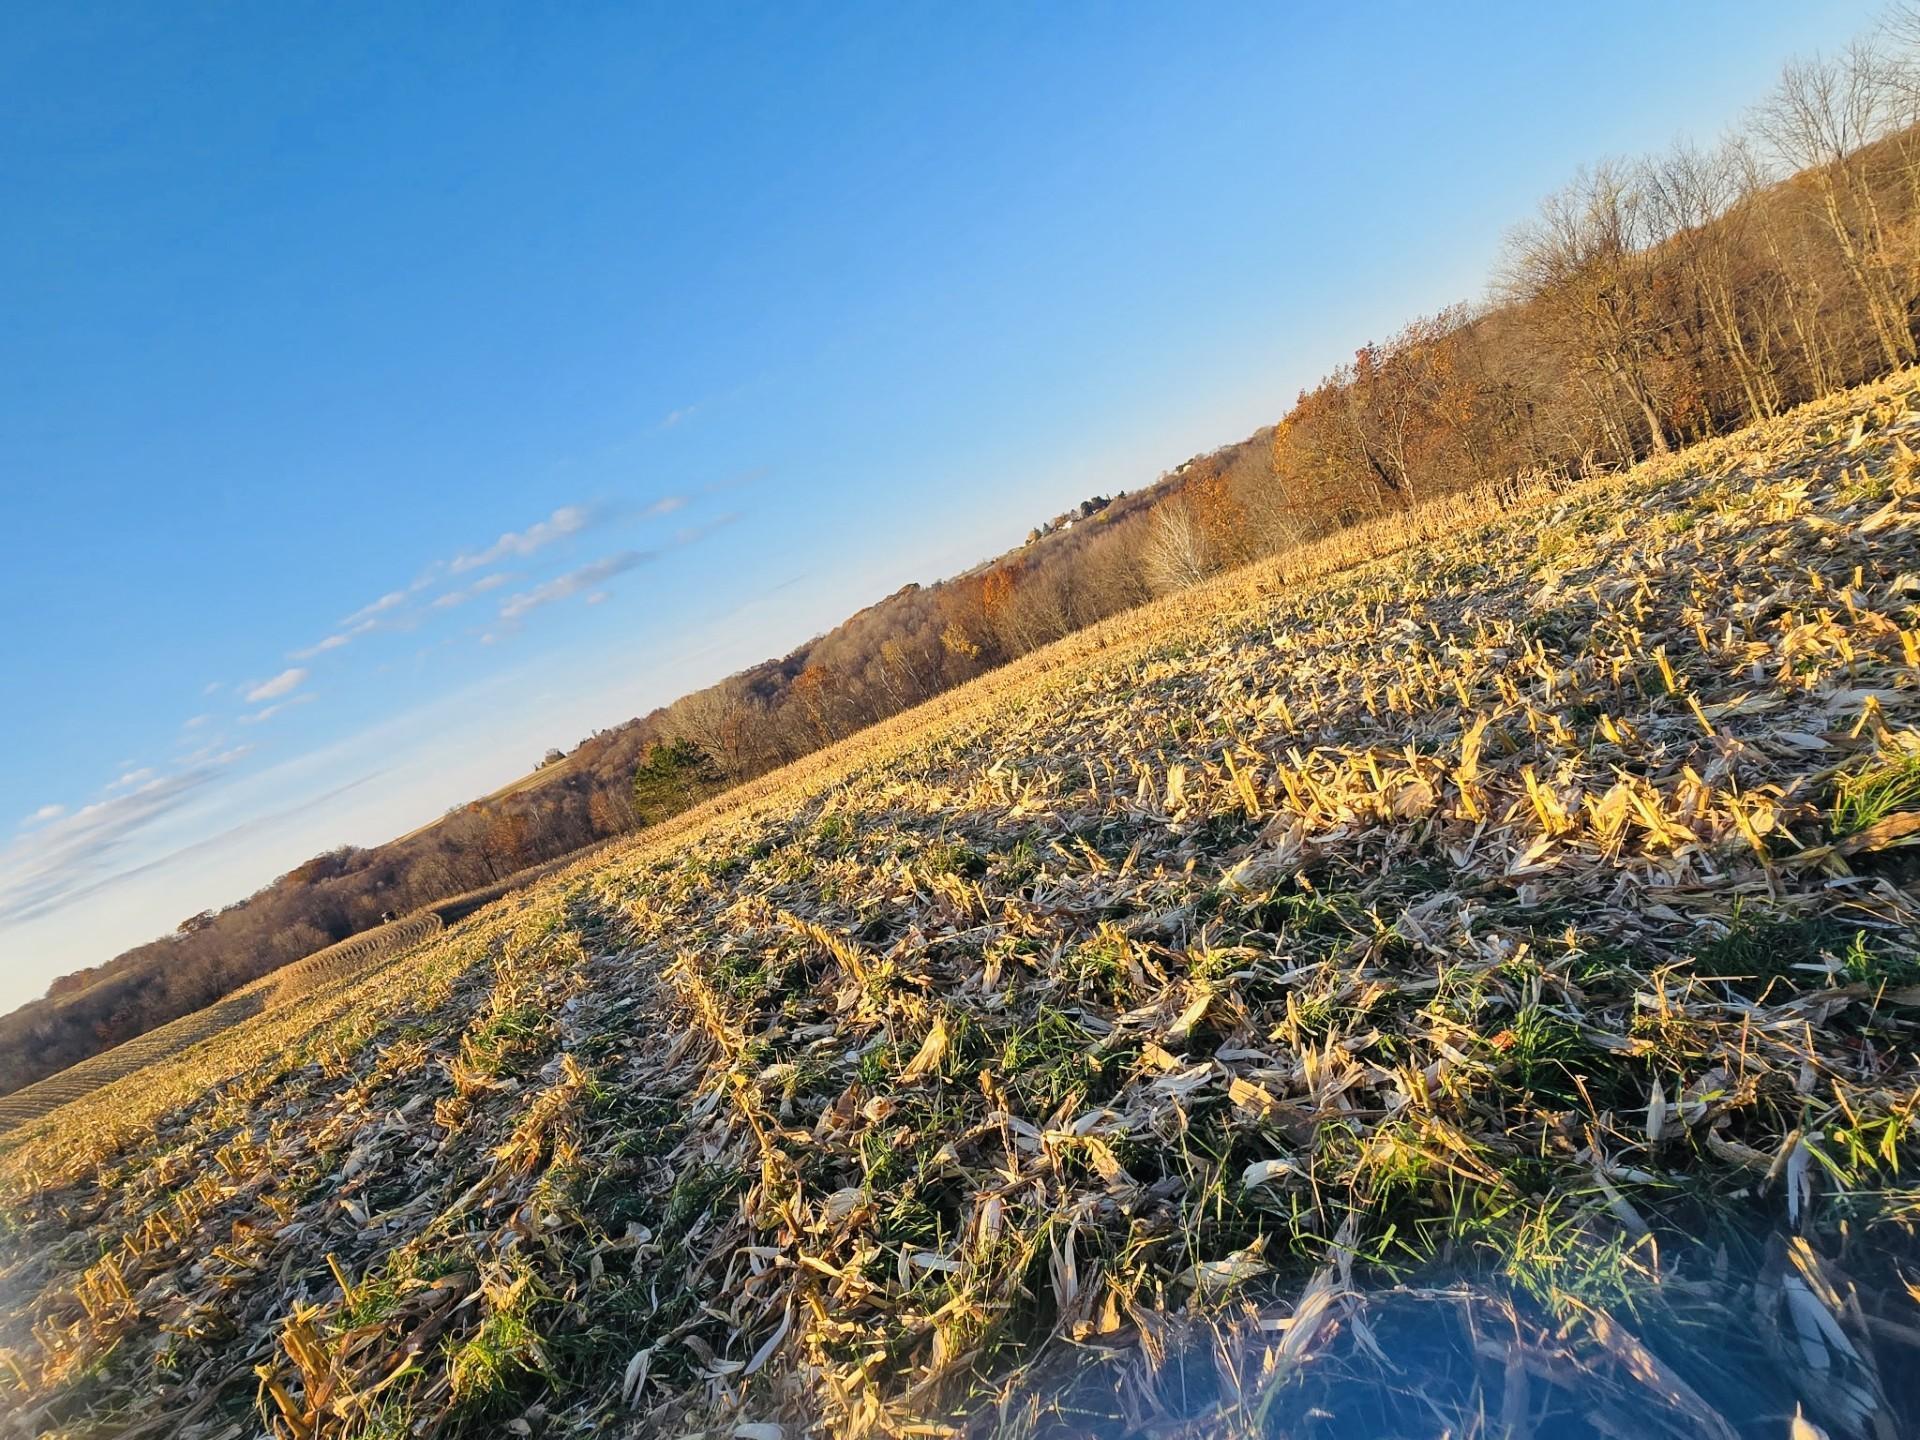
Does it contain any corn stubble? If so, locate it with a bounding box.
[6,375,1920,1439]
[0,915,449,1138]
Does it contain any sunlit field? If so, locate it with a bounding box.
[4,373,1920,1438]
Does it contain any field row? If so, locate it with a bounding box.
[0,913,447,1137]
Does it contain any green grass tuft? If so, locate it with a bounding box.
[1832,749,1920,837]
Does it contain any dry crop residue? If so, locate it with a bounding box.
[0,915,450,1137]
[4,375,1920,1439]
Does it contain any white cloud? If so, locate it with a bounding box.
[492,516,738,626]
[341,590,409,628]
[183,714,212,730]
[452,505,595,575]
[292,611,390,661]
[21,804,65,827]
[0,765,237,929]
[428,572,514,612]
[176,737,251,771]
[659,405,697,430]
[497,550,655,622]
[109,768,156,792]
[245,667,309,703]
[278,504,614,667]
[270,495,687,682]
[240,694,315,726]
[176,738,251,767]
[291,632,351,660]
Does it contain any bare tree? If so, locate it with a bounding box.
[1504,162,1676,455]
[1643,140,1784,420]
[664,683,755,782]
[1070,514,1155,619]
[1140,501,1214,596]
[1755,46,1915,369]
[998,565,1076,654]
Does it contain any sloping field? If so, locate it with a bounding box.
[0,992,269,1137]
[0,858,600,1139]
[385,754,584,850]
[0,915,446,1136]
[4,376,1920,1439]
[266,915,446,1009]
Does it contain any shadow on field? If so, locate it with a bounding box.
[980,1227,1915,1440]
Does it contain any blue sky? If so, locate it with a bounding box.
[0,0,1880,1010]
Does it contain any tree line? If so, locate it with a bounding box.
[6,20,1919,1096]
[651,27,1920,779]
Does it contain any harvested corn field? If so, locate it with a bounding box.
[0,916,450,1138]
[267,915,446,1009]
[0,991,268,1137]
[4,373,1920,1439]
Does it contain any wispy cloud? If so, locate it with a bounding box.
[20,804,65,828]
[673,511,742,548]
[245,667,309,703]
[490,511,741,627]
[0,765,235,929]
[498,550,654,621]
[275,490,724,677]
[341,589,409,628]
[428,571,514,612]
[176,739,252,768]
[658,405,698,430]
[291,632,351,659]
[290,615,385,661]
[240,694,316,726]
[452,504,597,575]
[87,769,390,897]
